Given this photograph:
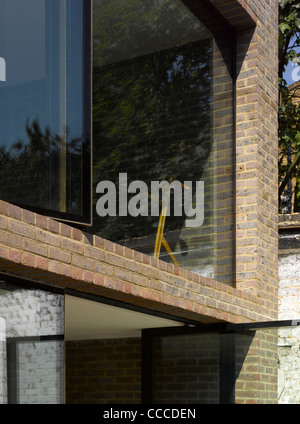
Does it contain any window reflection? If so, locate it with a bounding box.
[91,0,234,283]
[0,0,90,222]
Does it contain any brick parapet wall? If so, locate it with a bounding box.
[0,200,275,323]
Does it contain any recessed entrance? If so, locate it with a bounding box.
[64,293,184,404]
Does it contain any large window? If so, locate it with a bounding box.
[90,0,235,284]
[0,0,235,282]
[0,0,91,224]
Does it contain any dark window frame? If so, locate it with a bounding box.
[141,325,237,405]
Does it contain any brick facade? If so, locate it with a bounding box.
[0,0,279,322]
[0,0,280,404]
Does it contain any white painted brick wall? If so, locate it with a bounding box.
[279,254,300,320]
[279,253,300,404]
[17,341,64,404]
[0,289,64,337]
[0,289,64,404]
[0,318,7,404]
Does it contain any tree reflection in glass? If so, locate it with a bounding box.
[91,0,224,279]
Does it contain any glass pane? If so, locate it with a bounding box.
[0,0,90,222]
[154,333,220,404]
[0,279,64,404]
[91,0,234,283]
[10,340,64,404]
[151,325,300,404]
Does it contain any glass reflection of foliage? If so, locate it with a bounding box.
[93,0,210,69]
[0,119,82,215]
[93,39,212,242]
